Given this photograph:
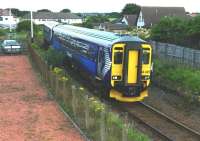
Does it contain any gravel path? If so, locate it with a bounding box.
[0,55,85,141]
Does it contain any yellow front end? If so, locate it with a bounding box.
[110,43,152,102]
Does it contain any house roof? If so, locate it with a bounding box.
[0,9,10,16]
[141,7,186,26]
[100,23,128,30]
[24,12,82,19]
[123,14,138,26]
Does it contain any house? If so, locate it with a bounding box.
[189,13,200,17]
[121,14,138,27]
[137,7,187,28]
[0,9,19,29]
[24,12,83,25]
[98,22,128,33]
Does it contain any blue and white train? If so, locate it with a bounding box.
[43,22,152,102]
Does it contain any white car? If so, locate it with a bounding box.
[1,40,21,53]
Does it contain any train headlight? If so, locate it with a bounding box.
[142,76,150,80]
[112,76,121,80]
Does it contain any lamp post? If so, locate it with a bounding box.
[30,11,34,42]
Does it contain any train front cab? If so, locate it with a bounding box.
[110,42,152,102]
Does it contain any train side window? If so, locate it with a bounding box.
[142,51,149,64]
[114,52,123,64]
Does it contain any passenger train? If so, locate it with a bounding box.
[43,22,152,102]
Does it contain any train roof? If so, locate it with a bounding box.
[44,22,146,47]
[44,21,59,29]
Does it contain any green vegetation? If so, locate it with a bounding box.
[151,16,200,49]
[106,12,121,19]
[0,29,9,37]
[37,9,52,12]
[82,15,109,28]
[153,59,200,103]
[122,3,141,15]
[129,28,151,40]
[16,20,41,33]
[60,9,71,13]
[11,8,29,17]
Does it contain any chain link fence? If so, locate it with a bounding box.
[150,41,200,68]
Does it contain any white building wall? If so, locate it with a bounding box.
[137,11,145,28]
[62,19,82,24]
[122,17,128,25]
[34,18,82,25]
[0,16,19,28]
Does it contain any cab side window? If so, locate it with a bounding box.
[114,52,123,64]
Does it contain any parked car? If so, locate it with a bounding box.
[1,40,21,53]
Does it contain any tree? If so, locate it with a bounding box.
[107,12,121,19]
[122,3,141,15]
[60,9,71,13]
[151,17,186,44]
[37,9,52,12]
[16,20,40,33]
[11,8,29,17]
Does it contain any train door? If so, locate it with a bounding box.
[97,47,104,78]
[126,49,139,84]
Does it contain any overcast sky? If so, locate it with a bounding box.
[1,0,199,13]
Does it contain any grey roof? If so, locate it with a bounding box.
[123,14,138,26]
[25,12,82,19]
[100,22,128,30]
[141,7,186,27]
[0,9,10,16]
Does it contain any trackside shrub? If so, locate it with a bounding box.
[153,59,200,103]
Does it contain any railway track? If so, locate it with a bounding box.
[118,102,200,141]
[62,66,200,141]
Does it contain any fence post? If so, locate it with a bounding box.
[55,74,59,97]
[165,43,168,59]
[84,95,89,129]
[193,50,196,67]
[100,110,106,141]
[71,85,76,118]
[122,113,128,141]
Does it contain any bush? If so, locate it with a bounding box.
[153,59,200,103]
[16,20,40,34]
[44,47,65,67]
[0,29,7,36]
[151,16,200,49]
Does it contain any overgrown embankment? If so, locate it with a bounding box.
[153,59,200,104]
[29,34,150,141]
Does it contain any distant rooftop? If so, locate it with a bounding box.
[24,12,82,19]
[0,9,11,16]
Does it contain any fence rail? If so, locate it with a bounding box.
[150,41,200,68]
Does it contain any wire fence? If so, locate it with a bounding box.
[28,46,149,141]
[150,41,200,69]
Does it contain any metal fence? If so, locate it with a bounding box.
[150,41,200,68]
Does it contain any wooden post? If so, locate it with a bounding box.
[84,95,89,129]
[122,113,128,141]
[72,85,76,118]
[100,110,106,141]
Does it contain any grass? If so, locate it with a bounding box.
[153,58,200,103]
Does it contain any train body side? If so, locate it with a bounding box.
[43,22,152,102]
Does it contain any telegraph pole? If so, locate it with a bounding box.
[30,11,34,42]
[9,8,12,33]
